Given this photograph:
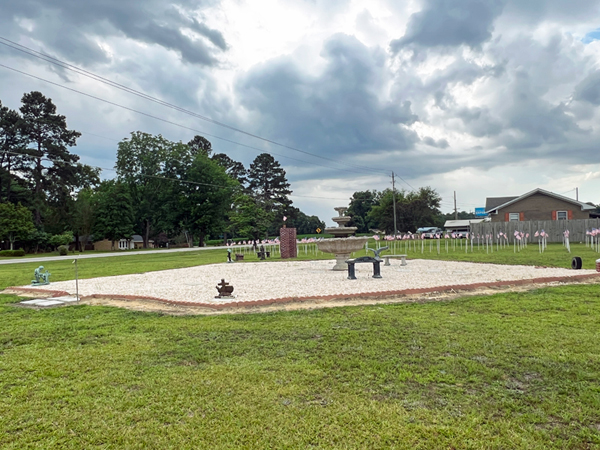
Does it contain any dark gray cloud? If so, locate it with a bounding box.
[0,0,227,66]
[236,34,419,161]
[390,0,506,52]
[574,71,600,106]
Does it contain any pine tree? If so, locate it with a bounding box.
[0,100,27,204]
[19,91,81,226]
[247,153,292,218]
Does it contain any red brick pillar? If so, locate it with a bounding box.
[280,227,297,259]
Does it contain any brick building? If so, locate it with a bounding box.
[485,188,596,223]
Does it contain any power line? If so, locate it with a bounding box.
[1,149,352,200]
[0,62,374,177]
[0,36,390,176]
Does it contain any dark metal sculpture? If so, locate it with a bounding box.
[215,279,234,298]
[366,245,389,261]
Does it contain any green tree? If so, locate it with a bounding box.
[187,135,212,157]
[72,188,96,251]
[176,153,237,247]
[0,100,27,204]
[247,153,292,222]
[0,202,35,250]
[228,194,273,245]
[19,91,82,226]
[369,187,441,233]
[211,153,248,189]
[347,190,379,233]
[116,132,172,248]
[93,180,135,250]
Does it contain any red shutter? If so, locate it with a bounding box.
[519,212,525,221]
[552,210,557,220]
[568,210,573,220]
[505,212,509,222]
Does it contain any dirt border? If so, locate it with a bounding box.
[5,272,600,314]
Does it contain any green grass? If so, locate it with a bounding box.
[1,285,600,448]
[0,247,334,290]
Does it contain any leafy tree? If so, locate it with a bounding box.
[0,202,35,250]
[116,132,172,248]
[19,91,82,226]
[369,186,441,233]
[211,153,248,188]
[187,135,212,157]
[176,153,237,246]
[368,189,399,234]
[247,153,292,221]
[293,210,326,235]
[228,194,273,245]
[72,188,96,251]
[48,231,74,249]
[93,180,135,250]
[0,100,27,204]
[347,190,379,233]
[27,229,50,254]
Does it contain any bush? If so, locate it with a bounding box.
[57,245,68,256]
[49,231,74,248]
[0,249,26,257]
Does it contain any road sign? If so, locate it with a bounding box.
[316,228,321,234]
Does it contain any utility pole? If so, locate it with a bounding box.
[454,191,458,220]
[392,172,398,237]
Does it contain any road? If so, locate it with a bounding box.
[0,245,257,265]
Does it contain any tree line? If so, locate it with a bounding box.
[346,188,474,234]
[0,91,324,252]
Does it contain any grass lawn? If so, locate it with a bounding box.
[1,285,599,449]
[0,248,334,291]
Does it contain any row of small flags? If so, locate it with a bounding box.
[223,229,599,246]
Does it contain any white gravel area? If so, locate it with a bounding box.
[20,260,596,304]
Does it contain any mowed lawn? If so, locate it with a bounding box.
[1,284,600,449]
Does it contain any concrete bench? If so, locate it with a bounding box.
[383,255,407,266]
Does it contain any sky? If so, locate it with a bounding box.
[1,0,600,227]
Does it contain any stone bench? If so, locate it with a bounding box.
[383,255,407,266]
[345,256,382,280]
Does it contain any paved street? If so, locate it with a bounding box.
[0,245,256,265]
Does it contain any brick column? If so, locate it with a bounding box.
[280,227,297,259]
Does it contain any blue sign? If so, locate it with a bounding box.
[475,207,488,217]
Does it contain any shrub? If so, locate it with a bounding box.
[0,249,26,257]
[57,245,68,256]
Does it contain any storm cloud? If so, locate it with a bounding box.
[0,0,228,66]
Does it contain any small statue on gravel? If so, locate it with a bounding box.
[32,266,51,286]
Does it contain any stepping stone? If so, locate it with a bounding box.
[51,296,79,302]
[20,299,65,307]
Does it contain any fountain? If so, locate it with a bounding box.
[317,207,370,271]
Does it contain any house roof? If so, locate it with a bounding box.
[485,188,596,214]
[485,196,518,211]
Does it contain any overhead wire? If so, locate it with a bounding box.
[0,36,394,177]
[0,149,351,200]
[0,62,374,177]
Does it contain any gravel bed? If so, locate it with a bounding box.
[20,260,596,304]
